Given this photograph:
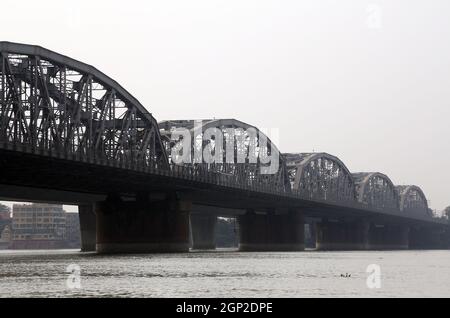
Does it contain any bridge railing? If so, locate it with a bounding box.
[0,138,442,223]
[165,163,279,194]
[166,162,444,223]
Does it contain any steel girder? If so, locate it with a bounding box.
[284,153,356,203]
[159,119,291,192]
[0,42,168,169]
[396,185,430,217]
[353,172,399,210]
[0,42,438,223]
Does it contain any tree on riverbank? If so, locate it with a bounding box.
[0,203,11,219]
[444,206,450,221]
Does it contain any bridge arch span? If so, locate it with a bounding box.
[0,41,168,169]
[396,185,430,217]
[284,153,356,203]
[159,119,291,192]
[353,172,399,210]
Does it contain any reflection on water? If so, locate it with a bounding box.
[0,249,449,297]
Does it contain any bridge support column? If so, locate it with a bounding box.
[78,204,97,252]
[316,219,369,250]
[350,220,370,250]
[368,224,409,250]
[409,226,446,250]
[444,229,450,249]
[238,209,304,252]
[190,214,217,250]
[95,194,191,254]
[304,222,317,249]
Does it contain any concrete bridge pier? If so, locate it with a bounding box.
[316,220,345,250]
[190,214,217,250]
[409,226,446,249]
[95,193,191,254]
[238,209,304,252]
[444,229,450,249]
[351,220,370,250]
[78,204,97,252]
[316,219,369,250]
[304,221,317,249]
[368,224,409,250]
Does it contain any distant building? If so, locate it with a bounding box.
[0,203,11,220]
[0,210,10,220]
[0,203,12,249]
[11,203,66,249]
[0,225,12,249]
[65,213,81,248]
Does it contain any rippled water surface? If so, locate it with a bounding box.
[0,249,449,297]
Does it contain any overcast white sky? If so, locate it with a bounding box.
[1,0,449,212]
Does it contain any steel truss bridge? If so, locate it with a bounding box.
[0,42,448,253]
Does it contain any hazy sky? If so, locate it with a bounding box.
[1,0,449,212]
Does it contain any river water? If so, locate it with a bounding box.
[0,249,449,298]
